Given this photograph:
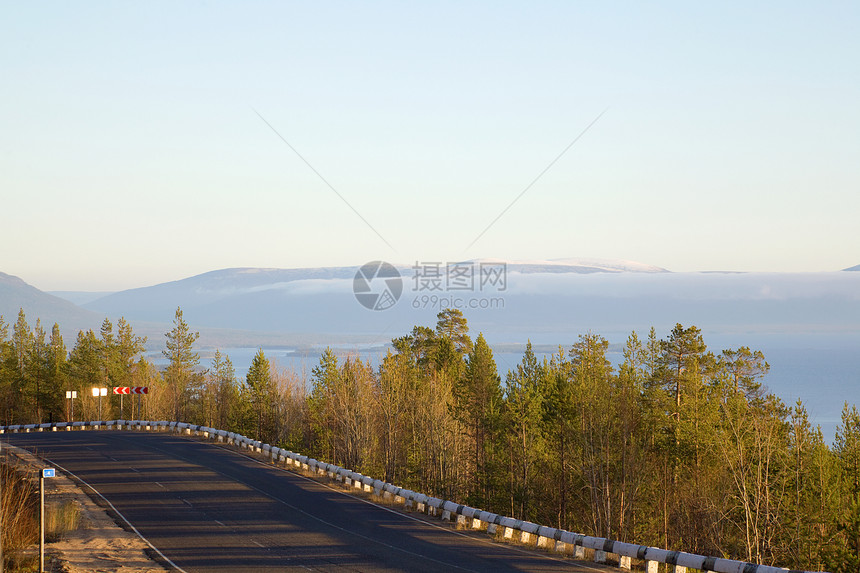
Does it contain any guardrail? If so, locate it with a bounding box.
[0,420,813,573]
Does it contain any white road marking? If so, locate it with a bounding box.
[139,440,482,572]
[43,459,190,573]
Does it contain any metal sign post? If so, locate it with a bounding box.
[113,388,148,420]
[65,391,77,423]
[40,468,55,572]
[92,387,107,420]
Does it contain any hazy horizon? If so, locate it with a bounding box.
[4,2,859,291]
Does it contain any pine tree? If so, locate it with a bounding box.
[48,323,67,420]
[834,403,860,569]
[504,340,545,520]
[0,315,13,424]
[116,318,146,384]
[719,346,769,401]
[67,329,103,421]
[162,307,201,422]
[208,349,236,430]
[435,308,472,355]
[245,348,272,442]
[570,333,618,538]
[541,347,575,530]
[456,333,502,508]
[309,348,339,461]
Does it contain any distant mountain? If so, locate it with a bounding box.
[76,260,860,345]
[84,266,361,322]
[77,259,668,336]
[474,257,668,274]
[844,264,860,271]
[47,291,116,306]
[0,272,102,334]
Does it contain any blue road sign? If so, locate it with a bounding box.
[42,468,55,478]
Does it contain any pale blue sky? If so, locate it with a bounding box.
[2,1,858,290]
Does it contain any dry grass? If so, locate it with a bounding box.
[2,459,81,571]
[1,461,39,571]
[46,499,81,543]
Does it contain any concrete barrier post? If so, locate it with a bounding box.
[520,530,532,544]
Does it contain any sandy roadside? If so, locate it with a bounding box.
[4,443,168,573]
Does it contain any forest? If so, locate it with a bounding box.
[1,306,858,571]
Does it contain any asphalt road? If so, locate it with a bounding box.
[5,431,611,573]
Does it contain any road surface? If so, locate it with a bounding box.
[5,431,611,573]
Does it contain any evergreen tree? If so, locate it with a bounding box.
[455,333,502,508]
[435,308,472,355]
[208,349,236,430]
[309,348,339,461]
[116,319,146,383]
[67,329,103,421]
[162,307,201,422]
[569,333,618,538]
[0,316,14,424]
[719,346,769,401]
[504,340,545,520]
[833,403,860,570]
[245,348,273,442]
[47,323,67,420]
[540,347,575,529]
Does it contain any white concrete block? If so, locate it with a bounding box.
[520,531,532,544]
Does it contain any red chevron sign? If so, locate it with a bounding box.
[113,387,149,395]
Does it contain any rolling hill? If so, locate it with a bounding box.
[0,272,102,335]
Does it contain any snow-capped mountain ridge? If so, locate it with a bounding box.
[469,257,668,273]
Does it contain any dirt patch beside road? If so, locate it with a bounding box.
[4,443,168,573]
